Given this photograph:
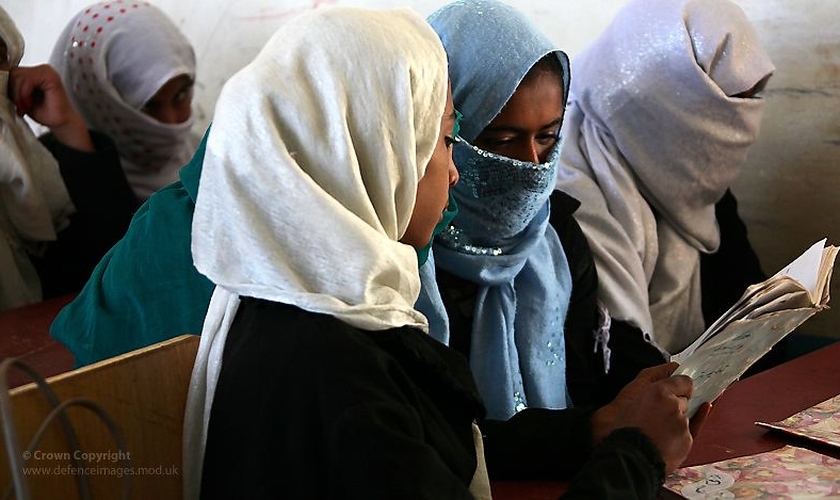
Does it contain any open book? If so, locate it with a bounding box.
[672,239,839,417]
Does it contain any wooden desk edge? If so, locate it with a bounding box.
[9,334,200,396]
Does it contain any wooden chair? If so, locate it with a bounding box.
[0,334,199,499]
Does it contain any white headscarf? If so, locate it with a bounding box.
[556,0,774,353]
[0,6,74,311]
[49,0,197,200]
[182,7,448,498]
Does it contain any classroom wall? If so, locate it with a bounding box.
[5,0,840,338]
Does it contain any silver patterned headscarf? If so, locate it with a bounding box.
[556,0,774,353]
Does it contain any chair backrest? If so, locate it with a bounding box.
[0,334,199,499]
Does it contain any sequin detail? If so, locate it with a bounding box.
[595,303,612,374]
[513,391,527,413]
[440,139,561,246]
[455,139,557,198]
[437,225,503,256]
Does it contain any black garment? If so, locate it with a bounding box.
[547,192,664,405]
[201,298,483,499]
[432,192,667,489]
[437,190,664,409]
[482,411,665,498]
[202,298,667,499]
[700,189,766,323]
[481,406,595,479]
[562,428,665,499]
[30,131,138,298]
[701,189,787,375]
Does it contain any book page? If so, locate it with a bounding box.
[675,308,817,417]
[773,238,826,297]
[672,239,837,416]
[817,246,840,302]
[672,278,808,364]
[744,286,813,320]
[675,240,834,363]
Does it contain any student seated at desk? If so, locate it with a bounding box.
[0,6,136,310]
[50,0,200,200]
[413,1,706,485]
[181,7,705,499]
[421,0,667,417]
[555,0,776,356]
[50,131,214,367]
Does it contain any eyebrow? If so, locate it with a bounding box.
[483,117,563,134]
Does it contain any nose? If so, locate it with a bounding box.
[159,107,178,124]
[525,139,544,163]
[515,140,541,164]
[145,104,175,124]
[146,103,192,125]
[158,105,188,125]
[448,160,459,187]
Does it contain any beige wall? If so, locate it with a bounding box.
[732,1,840,339]
[6,0,840,338]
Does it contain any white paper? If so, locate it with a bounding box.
[672,239,837,417]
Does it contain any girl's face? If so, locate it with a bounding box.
[473,69,564,164]
[142,73,193,124]
[401,84,459,250]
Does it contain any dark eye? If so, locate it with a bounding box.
[174,83,194,104]
[444,135,460,149]
[483,137,513,148]
[142,100,160,114]
[537,129,561,146]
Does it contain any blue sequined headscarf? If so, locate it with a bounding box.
[419,0,574,420]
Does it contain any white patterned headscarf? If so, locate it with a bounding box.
[50,0,197,200]
[182,7,449,498]
[556,0,774,353]
[0,5,74,311]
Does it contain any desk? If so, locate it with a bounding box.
[491,340,840,500]
[0,294,76,388]
[684,338,840,465]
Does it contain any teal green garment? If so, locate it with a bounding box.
[50,131,214,367]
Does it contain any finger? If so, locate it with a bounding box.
[9,68,34,115]
[8,66,23,101]
[15,78,35,117]
[676,394,689,415]
[657,374,694,399]
[689,402,712,437]
[638,361,679,382]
